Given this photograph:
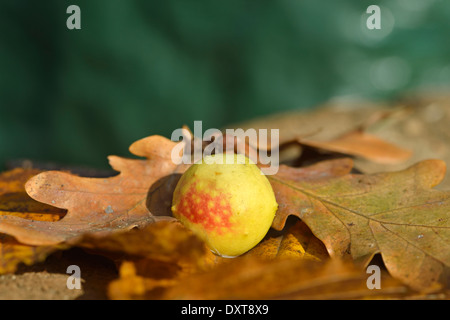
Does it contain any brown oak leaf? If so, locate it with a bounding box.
[299,129,412,164]
[108,256,411,300]
[0,136,186,246]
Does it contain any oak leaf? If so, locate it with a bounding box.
[299,129,412,164]
[75,220,216,272]
[87,220,220,300]
[108,256,410,300]
[232,107,412,165]
[0,136,185,246]
[269,159,450,291]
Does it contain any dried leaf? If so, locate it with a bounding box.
[0,136,185,246]
[300,129,412,164]
[244,220,328,261]
[100,221,223,300]
[270,158,353,229]
[269,159,450,291]
[108,261,178,300]
[74,220,215,271]
[0,168,66,221]
[0,234,59,274]
[0,169,66,274]
[109,257,410,300]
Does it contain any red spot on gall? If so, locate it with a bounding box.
[176,182,233,234]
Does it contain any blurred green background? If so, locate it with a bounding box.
[1,0,450,171]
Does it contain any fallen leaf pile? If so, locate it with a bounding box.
[1,110,450,299]
[0,169,66,274]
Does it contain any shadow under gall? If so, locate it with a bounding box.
[146,173,182,218]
